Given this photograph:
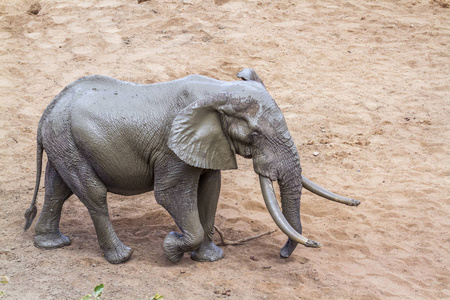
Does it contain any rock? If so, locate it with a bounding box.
[27,3,41,15]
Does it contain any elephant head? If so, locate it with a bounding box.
[169,68,360,258]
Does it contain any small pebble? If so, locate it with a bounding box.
[27,3,41,15]
[313,151,320,156]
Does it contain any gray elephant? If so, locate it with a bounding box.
[24,68,359,264]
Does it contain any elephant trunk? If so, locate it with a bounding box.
[278,167,307,257]
[259,163,361,258]
[256,140,321,257]
[259,173,321,257]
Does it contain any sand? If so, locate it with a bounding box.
[0,0,449,299]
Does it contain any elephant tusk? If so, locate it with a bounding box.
[301,175,361,206]
[259,175,321,248]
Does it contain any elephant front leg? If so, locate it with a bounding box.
[155,197,205,263]
[161,213,205,263]
[191,170,224,262]
[155,200,205,262]
[154,163,206,263]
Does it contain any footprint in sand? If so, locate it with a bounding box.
[67,22,90,34]
[94,0,124,8]
[96,16,122,44]
[0,31,12,39]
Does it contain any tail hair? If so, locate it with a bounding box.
[24,205,37,231]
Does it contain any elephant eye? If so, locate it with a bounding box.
[249,132,259,143]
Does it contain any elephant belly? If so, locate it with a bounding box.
[71,123,156,196]
[89,155,155,196]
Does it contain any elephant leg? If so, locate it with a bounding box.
[154,163,205,263]
[34,162,73,249]
[78,181,132,264]
[191,170,224,262]
[56,160,133,264]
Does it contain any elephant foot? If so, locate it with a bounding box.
[191,241,224,262]
[34,231,71,249]
[103,243,133,264]
[163,231,185,263]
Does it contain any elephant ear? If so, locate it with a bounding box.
[236,68,266,88]
[168,97,238,170]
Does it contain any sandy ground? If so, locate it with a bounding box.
[1,0,449,299]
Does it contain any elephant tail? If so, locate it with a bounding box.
[24,133,44,231]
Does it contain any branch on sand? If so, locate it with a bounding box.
[214,225,277,246]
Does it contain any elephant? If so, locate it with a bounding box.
[24,68,360,264]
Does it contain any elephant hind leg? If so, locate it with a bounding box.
[54,158,133,264]
[34,162,72,249]
[76,176,132,264]
[191,170,224,262]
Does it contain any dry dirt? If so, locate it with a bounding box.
[1,0,449,299]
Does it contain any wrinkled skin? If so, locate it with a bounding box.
[24,69,357,264]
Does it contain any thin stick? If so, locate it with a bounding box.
[214,225,277,246]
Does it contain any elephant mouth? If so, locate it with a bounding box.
[258,175,321,248]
